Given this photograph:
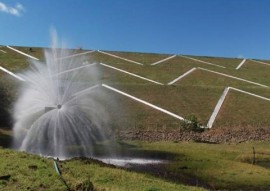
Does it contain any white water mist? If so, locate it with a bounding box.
[13,30,113,158]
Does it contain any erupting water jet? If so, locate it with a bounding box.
[13,30,113,159]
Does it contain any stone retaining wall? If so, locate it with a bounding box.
[116,126,270,143]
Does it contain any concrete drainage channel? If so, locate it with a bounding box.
[2,46,270,131]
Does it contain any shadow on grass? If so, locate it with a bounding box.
[0,128,12,148]
[68,141,213,190]
[257,161,270,169]
[68,140,270,191]
[67,140,178,160]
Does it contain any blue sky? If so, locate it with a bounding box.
[1,0,270,59]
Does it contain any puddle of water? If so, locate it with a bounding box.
[95,158,166,167]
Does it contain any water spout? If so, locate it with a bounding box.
[13,30,113,159]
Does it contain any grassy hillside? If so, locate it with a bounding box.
[0,45,270,129]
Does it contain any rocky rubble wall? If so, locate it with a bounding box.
[116,126,270,143]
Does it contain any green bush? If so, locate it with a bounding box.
[181,114,203,132]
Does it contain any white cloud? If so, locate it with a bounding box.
[0,2,25,16]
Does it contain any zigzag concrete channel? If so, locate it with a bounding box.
[1,47,269,128]
[207,87,270,128]
[99,51,270,128]
[6,46,39,60]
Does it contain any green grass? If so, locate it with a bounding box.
[187,56,270,85]
[214,90,270,127]
[135,141,270,190]
[177,69,251,87]
[0,147,204,191]
[107,84,222,126]
[188,55,243,69]
[94,52,270,86]
[99,67,270,127]
[0,148,65,191]
[92,52,215,83]
[62,159,203,191]
[0,47,29,72]
[0,74,19,129]
[196,60,270,86]
[9,46,87,61]
[1,141,270,190]
[11,46,45,60]
[239,60,270,85]
[0,129,12,148]
[104,50,172,65]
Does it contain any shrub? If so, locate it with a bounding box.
[181,114,204,132]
